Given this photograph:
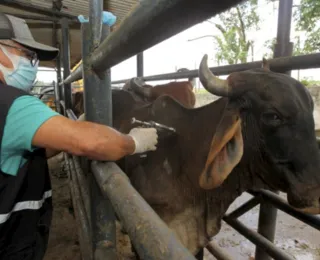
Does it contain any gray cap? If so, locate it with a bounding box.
[0,13,59,61]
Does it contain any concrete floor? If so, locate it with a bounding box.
[204,192,320,260]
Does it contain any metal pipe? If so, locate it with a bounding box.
[226,195,261,219]
[60,100,65,111]
[61,65,82,86]
[53,81,60,113]
[206,241,233,260]
[81,19,117,259]
[90,0,244,73]
[66,108,91,221]
[53,20,62,114]
[91,161,196,260]
[64,153,92,260]
[61,18,72,110]
[111,52,320,84]
[274,0,293,59]
[137,52,144,77]
[62,0,244,82]
[89,0,102,50]
[255,2,293,259]
[248,190,320,231]
[3,13,60,22]
[223,217,294,260]
[255,196,279,260]
[1,0,78,20]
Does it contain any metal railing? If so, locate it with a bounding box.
[53,0,255,259]
[26,0,320,259]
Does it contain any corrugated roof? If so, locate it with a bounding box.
[0,0,138,69]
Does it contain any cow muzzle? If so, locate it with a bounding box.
[287,189,320,215]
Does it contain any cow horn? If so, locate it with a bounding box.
[198,54,231,97]
[130,77,152,97]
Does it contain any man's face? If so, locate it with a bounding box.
[0,40,34,82]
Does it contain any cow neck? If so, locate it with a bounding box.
[185,97,269,238]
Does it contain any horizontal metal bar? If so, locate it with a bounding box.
[226,195,261,219]
[1,0,78,20]
[223,217,294,260]
[91,161,196,259]
[112,52,320,84]
[90,0,244,73]
[206,241,233,260]
[3,13,60,22]
[62,0,244,85]
[248,190,320,231]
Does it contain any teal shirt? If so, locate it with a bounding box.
[1,95,60,176]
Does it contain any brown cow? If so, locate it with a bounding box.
[77,54,320,259]
[123,75,196,108]
[72,91,84,118]
[72,75,196,118]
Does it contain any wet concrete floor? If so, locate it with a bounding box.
[204,192,320,260]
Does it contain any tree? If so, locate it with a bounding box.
[293,0,320,53]
[210,0,260,65]
[262,37,276,59]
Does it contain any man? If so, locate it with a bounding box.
[0,13,158,259]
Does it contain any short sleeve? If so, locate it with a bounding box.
[0,95,60,176]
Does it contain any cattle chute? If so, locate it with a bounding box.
[3,0,320,260]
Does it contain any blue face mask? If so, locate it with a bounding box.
[0,45,39,92]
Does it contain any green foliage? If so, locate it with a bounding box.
[294,0,320,53]
[212,0,260,65]
[300,77,320,87]
[263,37,276,59]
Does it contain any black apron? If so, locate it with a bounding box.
[0,82,52,260]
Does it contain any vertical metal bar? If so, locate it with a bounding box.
[61,18,72,110]
[137,52,144,77]
[53,19,62,113]
[255,1,293,260]
[89,0,102,50]
[82,1,116,258]
[273,0,294,74]
[64,153,93,260]
[53,81,60,113]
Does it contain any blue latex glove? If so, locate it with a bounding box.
[78,11,117,26]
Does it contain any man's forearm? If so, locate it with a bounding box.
[32,115,156,162]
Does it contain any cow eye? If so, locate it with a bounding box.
[261,111,282,126]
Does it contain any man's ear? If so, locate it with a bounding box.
[199,111,243,190]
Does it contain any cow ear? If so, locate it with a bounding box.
[199,112,244,190]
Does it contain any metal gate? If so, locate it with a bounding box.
[3,0,320,259]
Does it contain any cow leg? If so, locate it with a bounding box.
[195,248,204,260]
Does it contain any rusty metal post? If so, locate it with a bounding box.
[61,18,72,111]
[255,1,293,260]
[81,1,116,259]
[137,52,144,77]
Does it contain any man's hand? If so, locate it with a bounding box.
[128,128,158,154]
[77,113,159,155]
